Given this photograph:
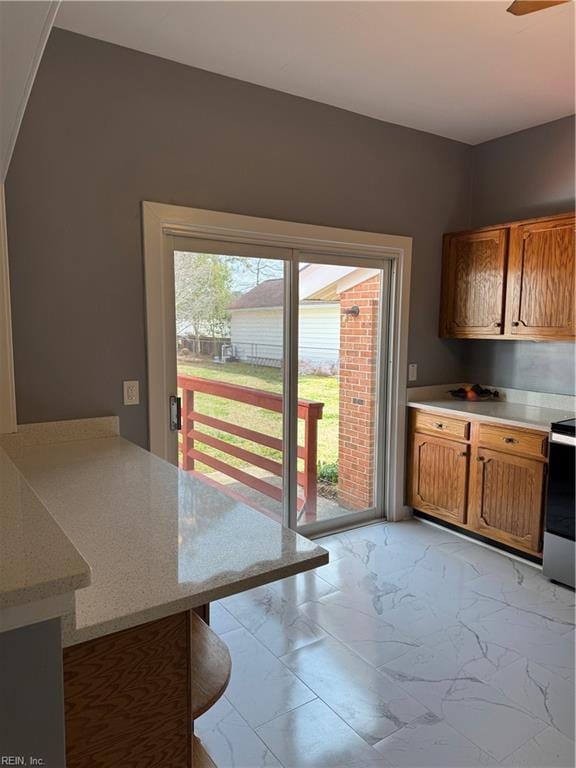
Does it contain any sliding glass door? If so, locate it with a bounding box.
[171,236,390,533]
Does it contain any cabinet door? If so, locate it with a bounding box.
[440,229,508,337]
[469,448,545,554]
[506,216,575,340]
[408,433,469,523]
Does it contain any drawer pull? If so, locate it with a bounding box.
[434,422,446,430]
[503,437,518,444]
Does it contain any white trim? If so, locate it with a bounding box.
[0,185,16,433]
[142,202,412,522]
[388,247,412,521]
[284,259,299,530]
[0,1,60,181]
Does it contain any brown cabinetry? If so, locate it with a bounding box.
[407,408,547,556]
[468,448,545,554]
[440,213,575,341]
[506,217,575,339]
[440,228,508,337]
[407,431,469,524]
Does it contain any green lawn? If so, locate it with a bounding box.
[177,358,339,474]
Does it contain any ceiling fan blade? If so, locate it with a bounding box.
[507,0,569,15]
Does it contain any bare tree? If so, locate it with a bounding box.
[230,257,283,290]
[174,253,232,350]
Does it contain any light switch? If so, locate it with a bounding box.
[408,363,418,382]
[123,380,140,406]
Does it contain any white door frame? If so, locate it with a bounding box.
[142,201,412,522]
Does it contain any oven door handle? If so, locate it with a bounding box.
[551,432,576,447]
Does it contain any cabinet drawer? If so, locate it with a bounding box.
[477,423,548,459]
[413,410,470,440]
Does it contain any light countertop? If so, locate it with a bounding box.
[407,398,574,431]
[4,430,328,646]
[0,448,90,612]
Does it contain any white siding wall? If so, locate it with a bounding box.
[230,303,339,366]
[299,304,340,364]
[230,308,283,362]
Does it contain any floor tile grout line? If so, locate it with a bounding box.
[256,694,386,761]
[221,594,340,659]
[197,693,290,768]
[252,695,320,731]
[371,712,506,764]
[220,624,321,730]
[221,596,433,753]
[225,693,292,768]
[275,635,440,750]
[430,689,551,763]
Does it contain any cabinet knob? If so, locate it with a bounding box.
[477,456,485,462]
[512,321,520,327]
[459,451,467,457]
[435,423,446,430]
[503,437,518,444]
[493,321,501,327]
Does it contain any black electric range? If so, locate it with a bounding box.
[543,417,575,588]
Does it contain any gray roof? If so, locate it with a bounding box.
[228,279,284,309]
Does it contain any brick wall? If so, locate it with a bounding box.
[337,275,380,510]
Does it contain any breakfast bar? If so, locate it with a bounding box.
[0,418,328,767]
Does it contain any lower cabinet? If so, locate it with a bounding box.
[468,448,545,554]
[407,409,547,556]
[407,433,469,524]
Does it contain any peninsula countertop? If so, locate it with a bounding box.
[0,447,90,614]
[2,421,328,646]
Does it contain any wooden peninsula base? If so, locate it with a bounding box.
[63,606,227,767]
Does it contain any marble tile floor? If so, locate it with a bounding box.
[196,519,575,768]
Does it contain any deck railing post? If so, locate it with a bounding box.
[181,388,194,471]
[301,403,321,523]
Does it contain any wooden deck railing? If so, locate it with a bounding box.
[177,374,324,522]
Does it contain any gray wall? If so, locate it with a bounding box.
[463,116,576,396]
[0,619,66,768]
[470,115,575,227]
[6,29,471,447]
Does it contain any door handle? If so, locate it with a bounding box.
[169,395,182,431]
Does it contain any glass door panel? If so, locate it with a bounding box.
[296,261,387,529]
[173,242,287,524]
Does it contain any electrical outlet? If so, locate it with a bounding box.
[408,363,418,382]
[123,380,140,406]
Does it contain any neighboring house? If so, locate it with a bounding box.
[228,265,379,368]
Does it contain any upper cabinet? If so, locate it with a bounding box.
[440,213,575,341]
[506,217,575,340]
[440,228,508,337]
